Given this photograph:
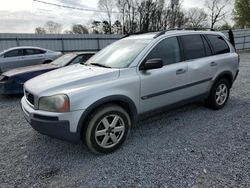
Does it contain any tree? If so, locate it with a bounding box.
[206,0,230,29]
[35,27,46,34]
[218,23,232,30]
[233,0,250,28]
[44,21,62,34]
[98,0,115,34]
[186,8,208,28]
[102,21,111,34]
[91,20,102,34]
[64,30,74,34]
[112,20,122,34]
[72,24,89,34]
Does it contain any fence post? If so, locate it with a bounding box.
[97,36,100,50]
[61,37,65,52]
[16,37,20,46]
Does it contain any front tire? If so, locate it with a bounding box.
[85,104,131,154]
[206,78,230,109]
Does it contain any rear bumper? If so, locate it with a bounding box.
[234,69,239,81]
[21,97,83,143]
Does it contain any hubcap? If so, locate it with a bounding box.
[95,115,125,148]
[215,83,228,105]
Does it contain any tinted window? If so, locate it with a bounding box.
[81,54,94,62]
[4,49,23,58]
[145,37,181,66]
[206,35,230,55]
[181,35,206,60]
[71,56,83,64]
[24,49,45,56]
[202,36,212,56]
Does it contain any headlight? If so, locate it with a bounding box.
[0,75,8,82]
[38,94,70,112]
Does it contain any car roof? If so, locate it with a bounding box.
[1,46,47,53]
[124,30,226,40]
[75,51,96,55]
[65,51,96,55]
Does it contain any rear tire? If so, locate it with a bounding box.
[206,78,230,110]
[85,104,131,154]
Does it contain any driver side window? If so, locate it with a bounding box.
[4,49,23,58]
[144,37,181,66]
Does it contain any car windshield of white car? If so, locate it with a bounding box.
[51,54,76,66]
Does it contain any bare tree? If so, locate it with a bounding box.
[98,0,115,34]
[72,24,89,34]
[35,27,46,34]
[91,20,102,34]
[186,8,208,28]
[44,21,62,34]
[206,0,230,29]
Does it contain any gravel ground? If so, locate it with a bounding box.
[0,52,250,188]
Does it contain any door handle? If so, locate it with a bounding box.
[210,62,217,67]
[176,69,186,75]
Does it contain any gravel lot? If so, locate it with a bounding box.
[0,52,250,188]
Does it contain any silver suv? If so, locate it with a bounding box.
[21,30,239,154]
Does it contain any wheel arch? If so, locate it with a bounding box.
[213,71,234,88]
[43,59,53,64]
[77,95,138,140]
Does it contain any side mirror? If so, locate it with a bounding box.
[140,59,163,71]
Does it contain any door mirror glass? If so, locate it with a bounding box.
[140,59,163,70]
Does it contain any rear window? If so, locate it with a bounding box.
[181,35,206,60]
[206,35,230,55]
[24,49,46,55]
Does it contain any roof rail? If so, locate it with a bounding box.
[153,27,215,38]
[122,31,153,39]
[122,27,215,39]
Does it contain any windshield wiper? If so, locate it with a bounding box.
[89,63,112,68]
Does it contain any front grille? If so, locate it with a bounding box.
[25,90,34,106]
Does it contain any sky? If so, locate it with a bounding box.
[0,0,235,33]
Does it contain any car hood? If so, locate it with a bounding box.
[2,64,58,77]
[25,64,120,95]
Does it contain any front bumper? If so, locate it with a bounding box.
[21,97,83,143]
[0,81,23,94]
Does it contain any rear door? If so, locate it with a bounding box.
[23,48,46,66]
[205,34,236,77]
[180,34,214,97]
[139,37,189,113]
[1,49,26,71]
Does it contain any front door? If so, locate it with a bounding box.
[1,49,26,71]
[139,37,189,113]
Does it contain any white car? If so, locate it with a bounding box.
[0,46,62,73]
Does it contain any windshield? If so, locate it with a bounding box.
[51,54,76,66]
[86,39,151,68]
